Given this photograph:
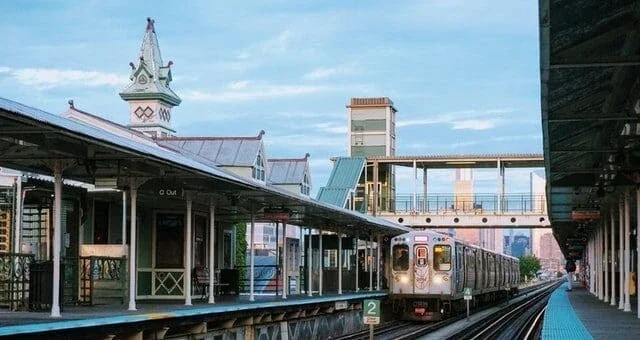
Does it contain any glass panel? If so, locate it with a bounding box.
[155,213,184,268]
[434,245,451,271]
[392,244,409,271]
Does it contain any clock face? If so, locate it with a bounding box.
[138,74,148,85]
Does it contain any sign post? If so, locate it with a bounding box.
[363,299,380,340]
[464,287,472,320]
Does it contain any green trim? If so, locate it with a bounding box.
[119,92,181,106]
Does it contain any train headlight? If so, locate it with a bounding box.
[433,275,443,284]
[399,275,410,284]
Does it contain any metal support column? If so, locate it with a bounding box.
[338,232,343,295]
[611,206,616,307]
[624,192,631,312]
[637,188,640,317]
[185,198,193,306]
[376,234,381,290]
[51,162,63,318]
[128,184,138,311]
[619,199,624,310]
[605,215,609,303]
[307,228,313,296]
[423,167,427,212]
[122,190,127,245]
[412,160,417,211]
[250,209,256,302]
[598,226,603,301]
[373,162,379,216]
[209,204,215,304]
[319,229,323,296]
[355,235,359,292]
[282,222,288,299]
[369,235,373,291]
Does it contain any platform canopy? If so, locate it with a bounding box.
[359,154,544,169]
[0,97,411,236]
[540,0,640,256]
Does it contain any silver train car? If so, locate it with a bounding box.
[390,230,520,321]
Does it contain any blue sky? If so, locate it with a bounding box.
[0,0,543,197]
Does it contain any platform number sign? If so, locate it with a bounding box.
[363,299,380,325]
[464,287,472,300]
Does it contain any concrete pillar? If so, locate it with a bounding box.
[128,186,138,311]
[338,232,343,295]
[282,222,288,299]
[619,199,624,310]
[185,198,192,306]
[208,204,215,304]
[605,215,609,303]
[319,229,323,296]
[51,163,63,317]
[307,228,312,296]
[122,190,127,245]
[250,210,255,302]
[611,206,617,307]
[624,192,631,312]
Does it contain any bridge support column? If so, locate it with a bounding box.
[624,191,631,312]
[611,206,617,307]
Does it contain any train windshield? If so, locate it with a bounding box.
[433,245,452,271]
[392,244,409,271]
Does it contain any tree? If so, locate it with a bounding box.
[235,223,247,284]
[519,255,541,282]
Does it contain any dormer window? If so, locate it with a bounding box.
[301,172,310,195]
[253,153,265,181]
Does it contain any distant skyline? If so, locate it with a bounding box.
[0,1,542,196]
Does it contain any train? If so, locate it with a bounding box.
[390,229,520,321]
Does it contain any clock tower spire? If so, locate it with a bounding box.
[120,17,181,138]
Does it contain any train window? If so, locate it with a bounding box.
[433,245,451,271]
[392,244,409,271]
[415,246,428,266]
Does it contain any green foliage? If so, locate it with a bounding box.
[519,255,541,282]
[235,223,247,283]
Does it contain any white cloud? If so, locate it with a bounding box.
[228,80,251,89]
[451,119,500,130]
[237,30,294,61]
[265,134,343,148]
[304,64,357,80]
[311,122,347,134]
[182,83,328,102]
[0,67,128,89]
[398,108,519,131]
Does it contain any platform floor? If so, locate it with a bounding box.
[0,291,386,337]
[542,281,640,339]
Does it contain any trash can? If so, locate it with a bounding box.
[29,261,63,311]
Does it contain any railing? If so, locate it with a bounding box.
[359,193,547,215]
[79,256,126,305]
[0,253,34,310]
[237,265,279,295]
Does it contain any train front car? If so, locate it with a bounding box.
[390,230,454,321]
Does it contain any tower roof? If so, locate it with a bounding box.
[119,18,181,106]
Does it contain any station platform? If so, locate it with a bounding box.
[0,291,386,338]
[542,281,640,339]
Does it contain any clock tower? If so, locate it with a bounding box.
[120,18,181,138]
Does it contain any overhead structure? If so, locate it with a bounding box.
[539,0,640,257]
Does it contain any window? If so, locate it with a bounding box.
[253,153,265,181]
[155,213,184,268]
[194,215,207,268]
[392,244,409,271]
[434,245,451,271]
[301,173,310,195]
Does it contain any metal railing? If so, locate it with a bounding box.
[359,193,547,215]
[79,256,126,305]
[0,253,34,310]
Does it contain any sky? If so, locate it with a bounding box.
[0,0,543,200]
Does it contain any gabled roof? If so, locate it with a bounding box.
[317,157,366,208]
[267,154,310,185]
[156,131,265,167]
[119,18,181,106]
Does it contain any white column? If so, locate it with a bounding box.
[611,206,617,307]
[307,228,313,296]
[605,216,609,303]
[13,179,22,253]
[355,235,359,292]
[338,233,343,295]
[376,234,382,290]
[122,190,127,245]
[637,189,640,318]
[624,192,631,312]
[319,229,323,296]
[128,186,138,311]
[619,200,624,310]
[185,198,192,306]
[589,237,595,294]
[282,222,288,299]
[51,163,63,317]
[369,234,373,291]
[412,160,417,211]
[497,159,503,213]
[208,204,215,304]
[250,212,255,302]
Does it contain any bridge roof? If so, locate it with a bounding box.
[540,0,640,257]
[347,154,544,168]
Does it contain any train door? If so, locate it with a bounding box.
[413,244,429,294]
[455,244,464,293]
[474,250,481,291]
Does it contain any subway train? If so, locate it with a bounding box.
[390,229,520,321]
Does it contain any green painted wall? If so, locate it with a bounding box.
[351,119,386,132]
[351,146,386,157]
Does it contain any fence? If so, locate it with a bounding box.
[79,256,126,305]
[237,265,279,295]
[0,253,34,310]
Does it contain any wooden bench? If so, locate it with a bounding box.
[193,267,210,301]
